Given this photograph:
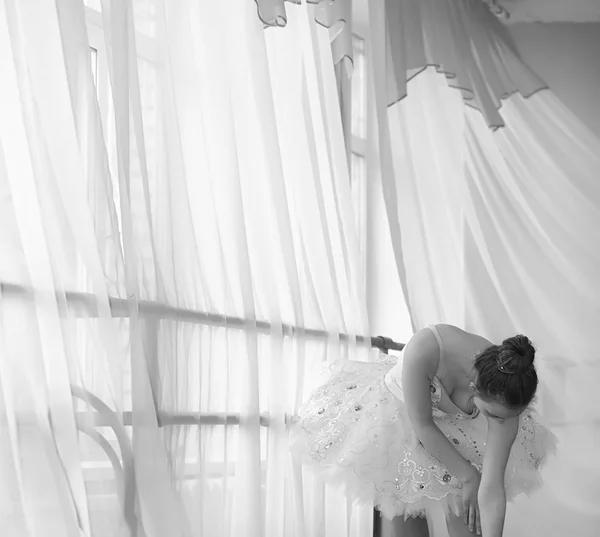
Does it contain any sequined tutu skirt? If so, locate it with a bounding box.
[289,355,557,522]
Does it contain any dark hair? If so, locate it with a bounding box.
[473,335,538,409]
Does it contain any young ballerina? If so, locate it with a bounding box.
[292,324,556,537]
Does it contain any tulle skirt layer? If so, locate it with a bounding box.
[290,356,557,522]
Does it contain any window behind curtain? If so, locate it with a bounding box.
[350,34,367,288]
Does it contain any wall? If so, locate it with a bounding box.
[509,22,600,138]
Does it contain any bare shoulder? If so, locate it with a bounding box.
[436,324,493,352]
[403,327,440,379]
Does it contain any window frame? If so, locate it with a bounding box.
[2,6,392,519]
[349,33,368,287]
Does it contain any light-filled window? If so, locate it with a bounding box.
[0,3,372,534]
[351,35,367,142]
[350,34,368,282]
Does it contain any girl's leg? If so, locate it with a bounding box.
[375,512,430,537]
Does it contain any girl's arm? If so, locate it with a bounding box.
[401,329,479,484]
[478,415,519,537]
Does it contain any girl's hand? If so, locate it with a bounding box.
[461,470,482,535]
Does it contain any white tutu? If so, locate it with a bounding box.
[290,353,557,523]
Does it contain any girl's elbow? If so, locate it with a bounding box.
[412,421,435,444]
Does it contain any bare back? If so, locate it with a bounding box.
[431,324,493,412]
[434,325,492,379]
[400,324,493,417]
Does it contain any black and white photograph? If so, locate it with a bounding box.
[1,1,599,536]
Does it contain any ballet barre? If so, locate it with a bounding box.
[3,280,405,428]
[1,281,405,353]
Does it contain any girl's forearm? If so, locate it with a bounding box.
[478,485,507,537]
[415,423,478,483]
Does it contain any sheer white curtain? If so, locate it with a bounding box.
[0,1,372,536]
[255,0,353,67]
[367,1,600,536]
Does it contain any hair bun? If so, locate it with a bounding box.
[499,335,535,374]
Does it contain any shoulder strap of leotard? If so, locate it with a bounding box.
[427,324,444,375]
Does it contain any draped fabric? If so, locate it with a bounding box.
[384,0,546,128]
[368,0,600,535]
[0,1,372,536]
[255,0,353,67]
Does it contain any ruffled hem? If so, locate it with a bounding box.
[291,426,556,522]
[290,355,558,521]
[289,436,462,521]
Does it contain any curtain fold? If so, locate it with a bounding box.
[368,0,600,535]
[0,1,371,536]
[255,0,353,67]
[384,0,547,128]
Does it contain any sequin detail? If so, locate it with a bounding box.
[293,353,556,518]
